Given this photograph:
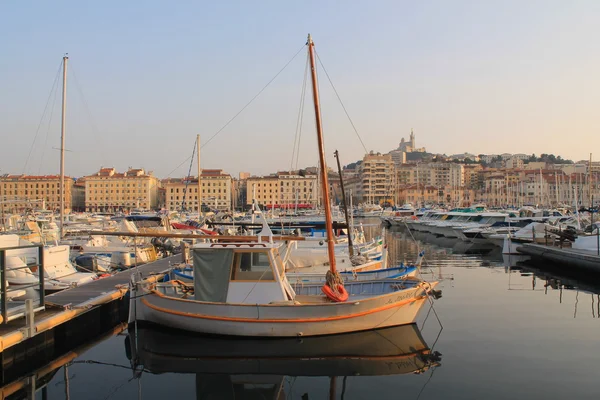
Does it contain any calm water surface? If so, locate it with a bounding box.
[26,223,600,399]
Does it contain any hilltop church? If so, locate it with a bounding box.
[397,129,426,153]
[388,129,426,166]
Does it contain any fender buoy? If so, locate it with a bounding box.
[322,283,349,302]
[97,273,111,279]
[411,215,418,220]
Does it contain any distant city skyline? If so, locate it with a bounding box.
[2,1,599,178]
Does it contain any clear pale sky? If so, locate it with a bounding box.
[1,1,599,178]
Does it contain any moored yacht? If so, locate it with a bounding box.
[0,234,97,294]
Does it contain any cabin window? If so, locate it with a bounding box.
[230,251,275,281]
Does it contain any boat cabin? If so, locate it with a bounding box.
[190,241,294,305]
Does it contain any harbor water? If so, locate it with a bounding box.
[16,222,600,399]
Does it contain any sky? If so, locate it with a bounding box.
[1,0,599,179]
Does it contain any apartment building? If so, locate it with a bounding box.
[0,174,74,213]
[245,172,318,207]
[359,152,396,204]
[72,178,86,211]
[397,184,475,207]
[163,169,232,211]
[278,172,318,204]
[417,163,464,188]
[396,164,416,185]
[463,164,483,189]
[84,168,160,212]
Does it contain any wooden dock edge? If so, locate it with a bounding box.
[0,272,165,353]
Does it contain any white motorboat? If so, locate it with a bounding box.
[0,235,97,293]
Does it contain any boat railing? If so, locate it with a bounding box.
[0,243,45,324]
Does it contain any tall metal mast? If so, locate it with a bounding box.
[307,34,337,274]
[334,150,353,257]
[59,55,68,239]
[197,134,202,217]
[589,153,593,208]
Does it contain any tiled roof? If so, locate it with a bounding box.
[1,174,70,180]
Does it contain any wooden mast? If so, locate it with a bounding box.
[307,34,337,274]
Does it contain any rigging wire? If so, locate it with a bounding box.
[201,43,307,150]
[71,63,106,164]
[165,44,307,178]
[294,66,309,172]
[38,78,60,175]
[415,367,438,400]
[315,51,368,154]
[180,136,198,212]
[290,50,309,172]
[166,155,193,178]
[23,60,63,173]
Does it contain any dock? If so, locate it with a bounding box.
[0,256,175,364]
[517,243,600,273]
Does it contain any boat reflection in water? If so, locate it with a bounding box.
[0,323,127,400]
[126,323,441,398]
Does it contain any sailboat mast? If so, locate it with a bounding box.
[197,134,202,217]
[334,150,353,257]
[59,55,68,239]
[589,153,593,208]
[307,34,337,273]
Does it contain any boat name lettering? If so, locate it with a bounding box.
[386,291,413,304]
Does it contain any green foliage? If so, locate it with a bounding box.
[528,153,573,164]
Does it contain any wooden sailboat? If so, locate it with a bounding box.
[127,35,438,337]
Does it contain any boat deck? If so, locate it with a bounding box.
[293,295,331,304]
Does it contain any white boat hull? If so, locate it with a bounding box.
[130,280,435,337]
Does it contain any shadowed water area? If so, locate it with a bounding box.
[6,222,599,399]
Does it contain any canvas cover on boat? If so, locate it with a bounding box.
[192,249,233,302]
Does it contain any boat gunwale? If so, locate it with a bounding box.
[140,293,425,323]
[144,279,433,308]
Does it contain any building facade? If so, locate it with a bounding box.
[72,178,86,211]
[463,164,483,189]
[84,168,160,212]
[358,152,396,204]
[397,184,475,207]
[163,169,232,211]
[245,172,318,207]
[0,174,73,213]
